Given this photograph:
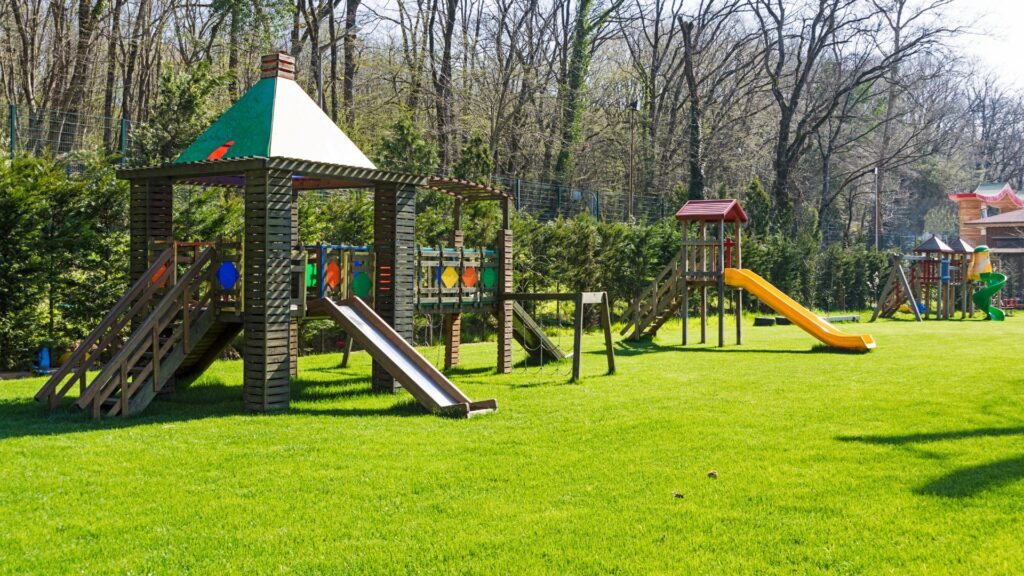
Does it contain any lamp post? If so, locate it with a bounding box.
[627,98,640,221]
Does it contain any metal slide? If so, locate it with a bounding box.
[724,268,875,352]
[308,297,497,417]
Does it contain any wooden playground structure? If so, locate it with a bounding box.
[871,235,974,322]
[620,200,746,347]
[623,199,874,352]
[34,53,612,420]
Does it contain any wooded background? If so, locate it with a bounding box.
[2,0,1022,368]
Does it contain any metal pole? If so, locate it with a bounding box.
[628,109,635,221]
[874,166,880,250]
[119,118,128,165]
[9,104,16,160]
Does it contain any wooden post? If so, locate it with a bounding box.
[496,198,513,374]
[601,292,615,375]
[571,293,584,382]
[129,178,174,284]
[340,336,353,368]
[243,168,293,412]
[290,186,300,378]
[682,221,689,346]
[735,222,742,345]
[372,183,416,393]
[129,177,174,386]
[717,220,725,348]
[445,199,463,369]
[700,222,707,344]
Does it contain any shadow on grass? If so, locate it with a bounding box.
[444,365,494,377]
[915,455,1024,498]
[0,374,429,441]
[608,337,858,356]
[612,339,677,357]
[838,426,1024,498]
[837,426,1024,445]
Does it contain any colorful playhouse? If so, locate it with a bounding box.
[34,53,569,419]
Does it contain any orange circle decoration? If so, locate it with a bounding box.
[325,260,341,290]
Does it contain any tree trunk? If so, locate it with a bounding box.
[432,0,457,170]
[680,19,705,200]
[102,0,125,152]
[58,0,102,152]
[554,0,593,185]
[343,0,360,126]
[121,0,150,123]
[229,4,241,98]
[328,0,338,121]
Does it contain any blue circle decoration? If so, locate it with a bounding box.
[216,261,239,290]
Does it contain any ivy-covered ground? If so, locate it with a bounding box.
[0,315,1021,574]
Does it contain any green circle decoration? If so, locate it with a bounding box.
[352,271,372,298]
[481,267,497,289]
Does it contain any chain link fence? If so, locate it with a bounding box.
[4,102,673,224]
[5,104,133,162]
[494,176,674,224]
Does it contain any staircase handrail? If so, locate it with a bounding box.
[76,247,216,415]
[619,245,686,335]
[35,247,175,406]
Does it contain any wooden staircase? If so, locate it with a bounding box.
[619,247,687,340]
[36,244,241,419]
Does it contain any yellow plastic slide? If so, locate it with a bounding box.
[724,268,875,352]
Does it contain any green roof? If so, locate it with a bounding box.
[175,76,375,168]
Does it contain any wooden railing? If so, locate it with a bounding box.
[416,247,498,309]
[303,244,499,311]
[75,247,220,418]
[619,246,687,338]
[34,247,175,409]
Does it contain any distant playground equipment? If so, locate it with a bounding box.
[968,245,1006,321]
[621,199,875,352]
[36,53,591,420]
[871,235,974,322]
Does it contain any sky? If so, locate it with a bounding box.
[950,0,1024,88]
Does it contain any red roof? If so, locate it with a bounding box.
[947,182,1024,208]
[675,199,749,223]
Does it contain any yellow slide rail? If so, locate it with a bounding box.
[724,268,875,352]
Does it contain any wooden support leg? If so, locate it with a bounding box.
[243,168,293,412]
[700,287,707,344]
[444,313,460,369]
[371,183,415,393]
[682,287,689,346]
[340,333,352,368]
[496,229,513,374]
[735,288,742,345]
[571,294,584,382]
[601,293,615,375]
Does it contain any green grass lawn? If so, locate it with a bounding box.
[1,314,1022,574]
